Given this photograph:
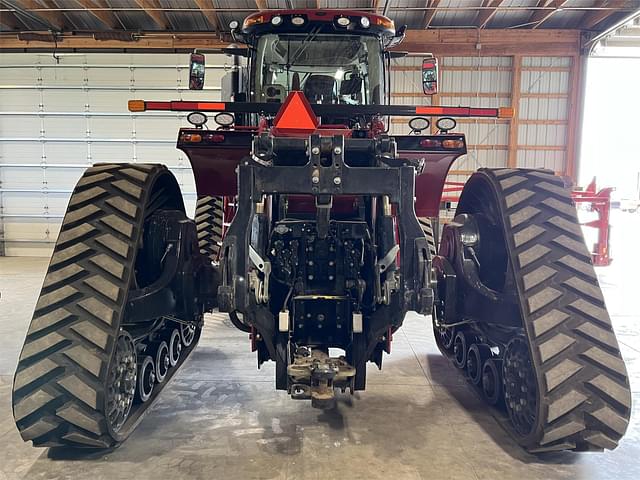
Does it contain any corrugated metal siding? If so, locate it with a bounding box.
[432,0,482,27]
[0,52,227,256]
[517,56,572,172]
[489,0,537,28]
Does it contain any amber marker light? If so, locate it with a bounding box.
[128,100,145,112]
[498,107,515,118]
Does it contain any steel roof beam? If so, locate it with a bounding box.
[75,0,121,29]
[134,0,171,30]
[476,0,505,29]
[529,1,569,29]
[0,9,27,29]
[12,0,66,30]
[193,0,220,32]
[582,0,635,30]
[421,0,441,29]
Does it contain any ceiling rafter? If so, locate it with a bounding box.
[476,0,505,29]
[529,1,569,30]
[193,0,220,32]
[75,0,120,29]
[134,0,171,30]
[422,0,441,29]
[0,9,26,29]
[582,0,632,30]
[13,0,66,30]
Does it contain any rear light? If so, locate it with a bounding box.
[291,16,305,26]
[182,133,202,143]
[206,134,225,143]
[442,139,465,149]
[128,100,145,112]
[243,15,265,28]
[375,17,394,29]
[498,107,515,118]
[420,139,441,148]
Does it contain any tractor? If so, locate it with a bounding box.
[12,9,631,453]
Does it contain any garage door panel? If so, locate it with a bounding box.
[0,67,40,84]
[44,143,88,163]
[43,116,87,137]
[0,90,41,111]
[42,90,88,110]
[0,116,42,137]
[86,68,132,86]
[88,90,132,112]
[135,117,181,139]
[3,219,61,242]
[136,144,182,164]
[90,143,134,162]
[40,67,86,85]
[133,68,184,87]
[0,142,42,162]
[90,117,134,138]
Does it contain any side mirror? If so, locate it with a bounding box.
[189,53,205,90]
[422,56,438,95]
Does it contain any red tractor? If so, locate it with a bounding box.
[13,10,631,453]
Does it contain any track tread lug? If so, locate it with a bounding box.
[57,375,99,410]
[522,265,556,292]
[538,332,575,363]
[532,309,570,338]
[544,359,582,392]
[56,404,103,436]
[540,420,585,445]
[514,224,545,248]
[509,206,540,228]
[527,286,562,314]
[587,374,632,409]
[546,389,587,423]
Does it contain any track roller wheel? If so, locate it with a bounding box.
[154,341,170,384]
[106,332,137,433]
[168,329,182,367]
[467,344,491,386]
[180,322,197,348]
[136,356,155,403]
[482,358,503,406]
[503,337,538,437]
[453,331,468,369]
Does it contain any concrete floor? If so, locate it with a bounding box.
[0,210,639,480]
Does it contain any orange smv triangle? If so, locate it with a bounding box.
[273,91,319,133]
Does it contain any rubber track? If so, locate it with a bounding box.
[418,217,437,258]
[195,195,224,262]
[12,163,167,448]
[475,168,631,452]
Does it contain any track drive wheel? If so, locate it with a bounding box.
[11,163,200,448]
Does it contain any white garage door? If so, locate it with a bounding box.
[0,52,229,256]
